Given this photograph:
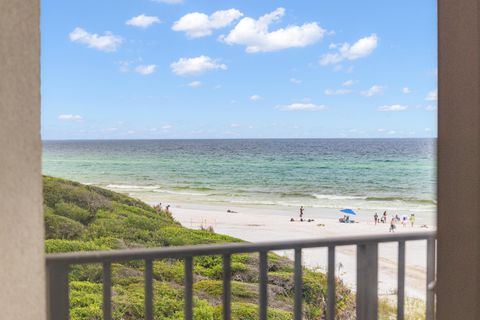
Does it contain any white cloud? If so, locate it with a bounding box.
[276,103,325,111]
[250,94,262,101]
[118,60,131,72]
[69,27,122,52]
[59,114,83,121]
[402,87,412,94]
[425,89,437,101]
[342,80,355,87]
[170,55,227,76]
[425,105,437,111]
[319,34,378,65]
[329,43,339,49]
[188,81,203,87]
[172,9,243,38]
[332,65,354,73]
[324,89,351,96]
[135,64,157,75]
[161,125,173,130]
[377,128,397,134]
[222,8,326,53]
[361,85,384,97]
[290,78,302,84]
[126,14,161,28]
[377,104,408,112]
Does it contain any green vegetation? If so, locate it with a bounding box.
[44,176,417,319]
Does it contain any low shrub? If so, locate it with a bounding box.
[45,239,111,254]
[44,213,85,240]
[54,201,92,224]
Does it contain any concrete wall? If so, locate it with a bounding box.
[0,1,45,319]
[437,0,480,319]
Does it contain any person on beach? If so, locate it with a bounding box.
[402,215,408,227]
[374,212,379,225]
[389,217,396,232]
[410,213,415,227]
[153,203,162,213]
[166,205,170,213]
[299,206,304,221]
[382,211,387,223]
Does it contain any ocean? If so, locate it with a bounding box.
[42,139,436,217]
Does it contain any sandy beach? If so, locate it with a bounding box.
[163,201,435,300]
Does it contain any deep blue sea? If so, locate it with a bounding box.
[42,139,436,214]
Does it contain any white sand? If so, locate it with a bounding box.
[164,201,435,300]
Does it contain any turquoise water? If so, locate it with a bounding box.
[42,139,436,213]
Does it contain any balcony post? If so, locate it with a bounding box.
[356,243,378,320]
[46,262,70,320]
[438,0,480,319]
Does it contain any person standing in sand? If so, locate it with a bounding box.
[410,213,415,227]
[389,217,396,232]
[374,212,378,225]
[299,206,304,221]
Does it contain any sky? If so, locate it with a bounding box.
[41,0,437,140]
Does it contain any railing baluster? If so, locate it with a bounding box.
[397,241,406,320]
[426,238,436,320]
[259,251,268,320]
[184,256,193,320]
[356,243,378,320]
[294,248,303,320]
[103,262,112,320]
[46,262,70,320]
[145,259,153,320]
[327,246,336,320]
[222,254,231,320]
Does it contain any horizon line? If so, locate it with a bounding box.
[42,137,438,142]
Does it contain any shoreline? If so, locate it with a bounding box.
[138,198,435,300]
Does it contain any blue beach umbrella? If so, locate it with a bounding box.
[340,208,357,215]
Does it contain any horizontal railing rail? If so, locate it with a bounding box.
[46,231,436,320]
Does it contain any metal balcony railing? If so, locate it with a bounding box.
[46,231,436,320]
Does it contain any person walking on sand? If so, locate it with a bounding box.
[299,206,304,221]
[374,212,379,225]
[382,211,387,223]
[410,213,415,227]
[389,217,396,232]
[402,215,408,227]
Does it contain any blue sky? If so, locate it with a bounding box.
[41,0,437,139]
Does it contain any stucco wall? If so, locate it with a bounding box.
[0,1,45,319]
